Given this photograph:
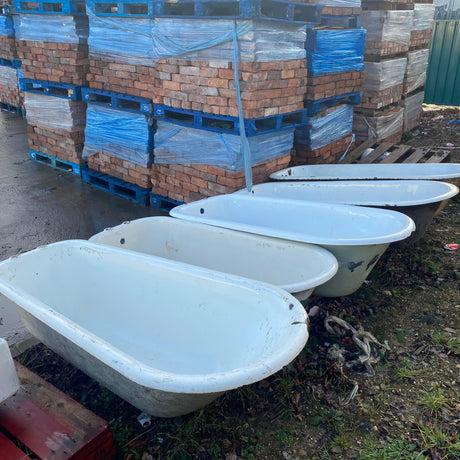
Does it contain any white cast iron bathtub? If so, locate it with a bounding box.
[270,163,460,187]
[89,216,338,302]
[170,195,415,297]
[0,241,309,417]
[237,180,459,245]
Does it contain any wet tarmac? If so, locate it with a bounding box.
[0,111,164,353]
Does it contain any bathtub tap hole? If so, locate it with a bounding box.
[120,238,125,245]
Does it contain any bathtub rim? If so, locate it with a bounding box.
[0,240,309,394]
[238,180,459,207]
[170,195,416,246]
[269,163,460,181]
[89,216,339,296]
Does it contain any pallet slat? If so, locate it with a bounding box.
[0,431,26,460]
[401,147,430,163]
[340,139,377,164]
[425,149,451,163]
[359,142,393,164]
[344,142,454,164]
[379,144,412,163]
[0,362,115,460]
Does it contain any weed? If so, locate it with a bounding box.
[274,428,296,444]
[360,392,390,418]
[418,383,449,414]
[331,432,351,451]
[431,332,460,354]
[401,131,413,142]
[240,435,263,459]
[395,357,424,381]
[416,422,460,459]
[395,330,411,343]
[110,416,137,452]
[97,387,118,410]
[358,437,417,459]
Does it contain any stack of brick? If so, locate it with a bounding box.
[0,5,18,60]
[82,89,153,189]
[292,104,355,164]
[14,0,88,85]
[400,2,434,131]
[360,9,414,58]
[152,117,295,202]
[151,155,291,204]
[411,3,435,49]
[87,15,309,117]
[22,81,86,165]
[354,3,414,143]
[304,28,365,100]
[400,89,424,131]
[0,5,23,111]
[316,0,362,27]
[359,58,407,108]
[353,105,404,143]
[292,27,364,165]
[85,3,320,203]
[0,61,23,110]
[403,48,429,94]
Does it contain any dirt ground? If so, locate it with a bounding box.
[403,105,460,162]
[14,105,460,460]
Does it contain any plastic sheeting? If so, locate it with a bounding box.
[0,65,19,89]
[412,4,435,31]
[405,49,429,94]
[16,13,88,43]
[24,92,86,130]
[0,14,14,37]
[314,0,361,7]
[88,14,306,65]
[154,120,294,171]
[360,11,413,46]
[83,105,153,167]
[88,15,154,65]
[306,28,365,75]
[353,107,404,141]
[402,90,424,125]
[294,104,353,150]
[362,58,407,91]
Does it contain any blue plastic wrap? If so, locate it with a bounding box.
[0,14,14,37]
[16,13,88,43]
[151,18,306,62]
[294,104,353,150]
[306,28,365,75]
[88,15,155,65]
[83,105,154,167]
[88,12,306,65]
[154,120,294,171]
[17,67,23,85]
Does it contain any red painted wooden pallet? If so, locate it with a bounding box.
[0,362,116,460]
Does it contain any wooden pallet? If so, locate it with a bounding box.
[341,140,454,165]
[0,362,116,460]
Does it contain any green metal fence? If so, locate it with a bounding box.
[425,20,460,106]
